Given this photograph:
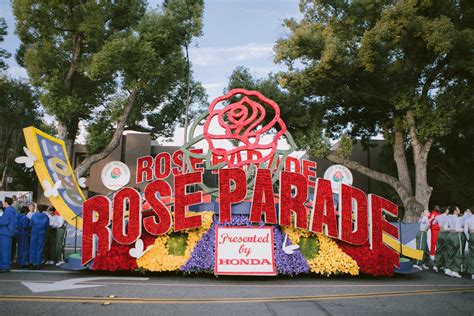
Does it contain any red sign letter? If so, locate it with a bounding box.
[302,159,317,187]
[369,194,399,253]
[250,168,277,224]
[279,171,308,229]
[338,184,368,245]
[82,196,111,265]
[190,149,204,173]
[174,172,203,231]
[143,180,172,235]
[172,150,184,175]
[310,179,338,238]
[285,156,301,173]
[218,168,247,223]
[112,188,142,245]
[154,152,171,179]
[136,156,153,184]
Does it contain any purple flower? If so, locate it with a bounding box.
[181,220,217,273]
[181,215,309,276]
[273,226,310,276]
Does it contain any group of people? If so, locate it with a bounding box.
[415,205,474,279]
[0,197,66,272]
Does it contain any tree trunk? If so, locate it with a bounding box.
[405,110,434,220]
[74,89,138,178]
[56,34,82,161]
[413,140,433,209]
[64,35,82,93]
[58,121,78,161]
[393,127,413,195]
[401,197,424,223]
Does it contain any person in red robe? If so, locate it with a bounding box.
[429,205,442,257]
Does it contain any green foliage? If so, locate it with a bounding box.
[271,0,474,212]
[167,233,188,256]
[0,17,11,71]
[144,79,208,141]
[0,78,44,191]
[298,236,319,260]
[13,0,205,156]
[85,0,207,148]
[13,0,146,136]
[429,100,474,208]
[226,66,324,149]
[275,0,474,144]
[303,125,331,157]
[86,113,116,155]
[335,134,353,159]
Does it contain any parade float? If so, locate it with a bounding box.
[20,89,423,277]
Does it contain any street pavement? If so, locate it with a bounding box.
[0,268,473,315]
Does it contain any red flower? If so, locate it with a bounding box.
[92,231,156,271]
[337,241,399,276]
[203,88,287,168]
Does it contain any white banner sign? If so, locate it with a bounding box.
[215,227,276,276]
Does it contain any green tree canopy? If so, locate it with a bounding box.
[14,0,146,153]
[274,0,474,221]
[0,17,11,71]
[0,78,46,191]
[14,0,205,177]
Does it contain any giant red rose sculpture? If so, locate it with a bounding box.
[180,88,297,198]
[203,89,287,168]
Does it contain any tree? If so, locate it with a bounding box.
[0,17,11,72]
[14,0,205,178]
[0,78,45,191]
[86,80,207,155]
[14,0,146,155]
[274,0,474,221]
[428,101,474,208]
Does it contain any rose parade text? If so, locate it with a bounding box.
[81,152,399,265]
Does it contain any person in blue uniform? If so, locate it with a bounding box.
[16,206,30,268]
[0,197,17,272]
[29,205,50,270]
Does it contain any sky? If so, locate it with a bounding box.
[0,0,302,147]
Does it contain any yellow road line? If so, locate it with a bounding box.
[0,287,473,304]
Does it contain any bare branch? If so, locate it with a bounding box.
[326,152,412,202]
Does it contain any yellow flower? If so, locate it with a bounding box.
[282,227,359,276]
[137,211,213,272]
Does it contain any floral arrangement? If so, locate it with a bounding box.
[337,241,399,276]
[136,211,214,272]
[92,240,139,271]
[182,215,310,276]
[91,213,398,277]
[273,226,310,276]
[282,227,359,276]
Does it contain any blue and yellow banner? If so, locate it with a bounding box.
[23,127,85,228]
